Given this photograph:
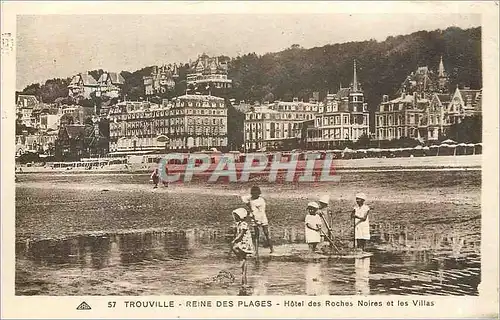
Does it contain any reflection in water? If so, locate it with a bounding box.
[354,257,370,295]
[18,230,190,268]
[16,226,481,296]
[305,263,328,296]
[252,264,269,296]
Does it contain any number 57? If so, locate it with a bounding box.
[108,301,116,308]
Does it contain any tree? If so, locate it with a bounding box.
[447,115,482,143]
[226,100,244,151]
[354,133,371,149]
[20,78,70,103]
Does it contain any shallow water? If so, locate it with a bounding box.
[15,171,481,296]
[16,227,480,296]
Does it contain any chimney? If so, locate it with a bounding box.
[383,95,389,103]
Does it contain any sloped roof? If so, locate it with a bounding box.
[389,94,417,104]
[108,72,125,85]
[98,72,124,85]
[83,74,98,85]
[189,55,227,74]
[17,95,39,108]
[71,74,98,86]
[458,89,482,111]
[336,88,351,99]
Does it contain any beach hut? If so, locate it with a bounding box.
[455,143,467,156]
[330,149,343,159]
[366,148,378,158]
[379,148,390,158]
[422,146,430,156]
[387,148,398,158]
[439,142,457,156]
[441,139,457,145]
[354,149,367,159]
[474,143,482,155]
[412,145,424,157]
[464,143,475,155]
[342,147,354,159]
[401,147,414,157]
[428,145,439,156]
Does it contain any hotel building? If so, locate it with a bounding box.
[244,99,319,151]
[306,60,370,149]
[186,54,232,93]
[375,57,481,142]
[143,64,179,96]
[107,94,227,154]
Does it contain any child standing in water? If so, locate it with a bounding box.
[305,202,322,253]
[242,186,274,254]
[231,208,254,286]
[351,192,371,251]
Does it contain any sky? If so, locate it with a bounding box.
[16,13,481,90]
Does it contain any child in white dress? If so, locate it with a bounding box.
[351,192,371,251]
[305,202,322,252]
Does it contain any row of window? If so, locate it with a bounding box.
[320,104,367,113]
[316,115,368,126]
[377,128,418,139]
[376,114,442,126]
[245,122,300,129]
[187,118,225,125]
[273,105,319,112]
[171,101,225,108]
[246,113,315,121]
[187,127,226,135]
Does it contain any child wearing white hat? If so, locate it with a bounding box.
[351,192,371,251]
[305,202,323,253]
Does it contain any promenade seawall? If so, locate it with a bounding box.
[16,154,482,174]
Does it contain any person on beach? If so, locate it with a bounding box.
[317,195,333,240]
[242,186,274,254]
[162,164,169,188]
[231,208,255,286]
[151,168,160,188]
[305,202,322,253]
[351,192,371,251]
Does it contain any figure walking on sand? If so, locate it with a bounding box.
[231,208,254,286]
[351,193,371,251]
[242,186,274,254]
[305,202,322,253]
[151,168,160,188]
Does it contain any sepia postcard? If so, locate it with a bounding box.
[1,1,499,319]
